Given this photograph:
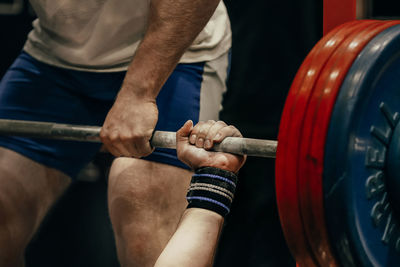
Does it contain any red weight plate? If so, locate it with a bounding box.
[275,19,375,267]
[280,21,379,267]
[297,20,400,267]
[276,20,374,267]
[298,21,392,267]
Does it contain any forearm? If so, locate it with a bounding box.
[155,165,239,267]
[155,122,245,266]
[122,0,221,99]
[154,208,224,267]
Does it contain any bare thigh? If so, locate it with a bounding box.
[0,147,71,266]
[108,158,192,267]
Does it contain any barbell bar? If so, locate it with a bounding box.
[0,118,278,158]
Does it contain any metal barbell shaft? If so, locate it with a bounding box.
[0,119,277,158]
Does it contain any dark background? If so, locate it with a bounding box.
[0,0,317,266]
[1,0,393,266]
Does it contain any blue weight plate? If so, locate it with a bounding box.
[324,23,400,266]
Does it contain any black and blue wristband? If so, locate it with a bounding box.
[186,167,238,218]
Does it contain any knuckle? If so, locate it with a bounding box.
[99,129,109,138]
[119,133,132,142]
[195,121,205,127]
[109,136,119,142]
[198,125,210,135]
[206,130,215,139]
[216,120,227,126]
[109,132,120,142]
[99,134,108,142]
[194,121,204,128]
[198,128,207,136]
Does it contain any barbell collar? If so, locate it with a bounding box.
[0,119,277,158]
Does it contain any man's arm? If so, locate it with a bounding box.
[123,0,222,99]
[155,120,246,266]
[100,0,221,157]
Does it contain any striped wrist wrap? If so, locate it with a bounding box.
[186,167,238,218]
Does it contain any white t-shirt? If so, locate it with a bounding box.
[23,0,231,72]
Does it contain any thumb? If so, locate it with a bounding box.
[176,120,194,167]
[177,120,193,155]
[177,120,193,142]
[177,120,193,157]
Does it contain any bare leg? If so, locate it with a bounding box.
[0,148,71,267]
[108,158,192,267]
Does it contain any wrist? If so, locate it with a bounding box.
[118,80,157,102]
[186,167,238,218]
[198,159,241,174]
[122,44,174,100]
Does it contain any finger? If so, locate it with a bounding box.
[189,121,205,145]
[119,132,140,156]
[103,141,122,157]
[176,120,194,165]
[131,137,154,157]
[213,125,243,143]
[194,120,216,148]
[125,127,155,157]
[204,121,227,150]
[177,120,193,142]
[100,130,126,157]
[100,129,116,155]
[176,120,194,159]
[109,131,134,157]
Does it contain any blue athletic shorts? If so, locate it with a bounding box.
[0,51,206,179]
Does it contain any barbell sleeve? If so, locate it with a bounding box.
[0,119,277,158]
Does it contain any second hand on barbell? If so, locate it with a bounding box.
[0,119,277,158]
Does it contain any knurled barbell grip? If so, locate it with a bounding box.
[0,119,277,158]
[0,119,101,142]
[151,131,277,158]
